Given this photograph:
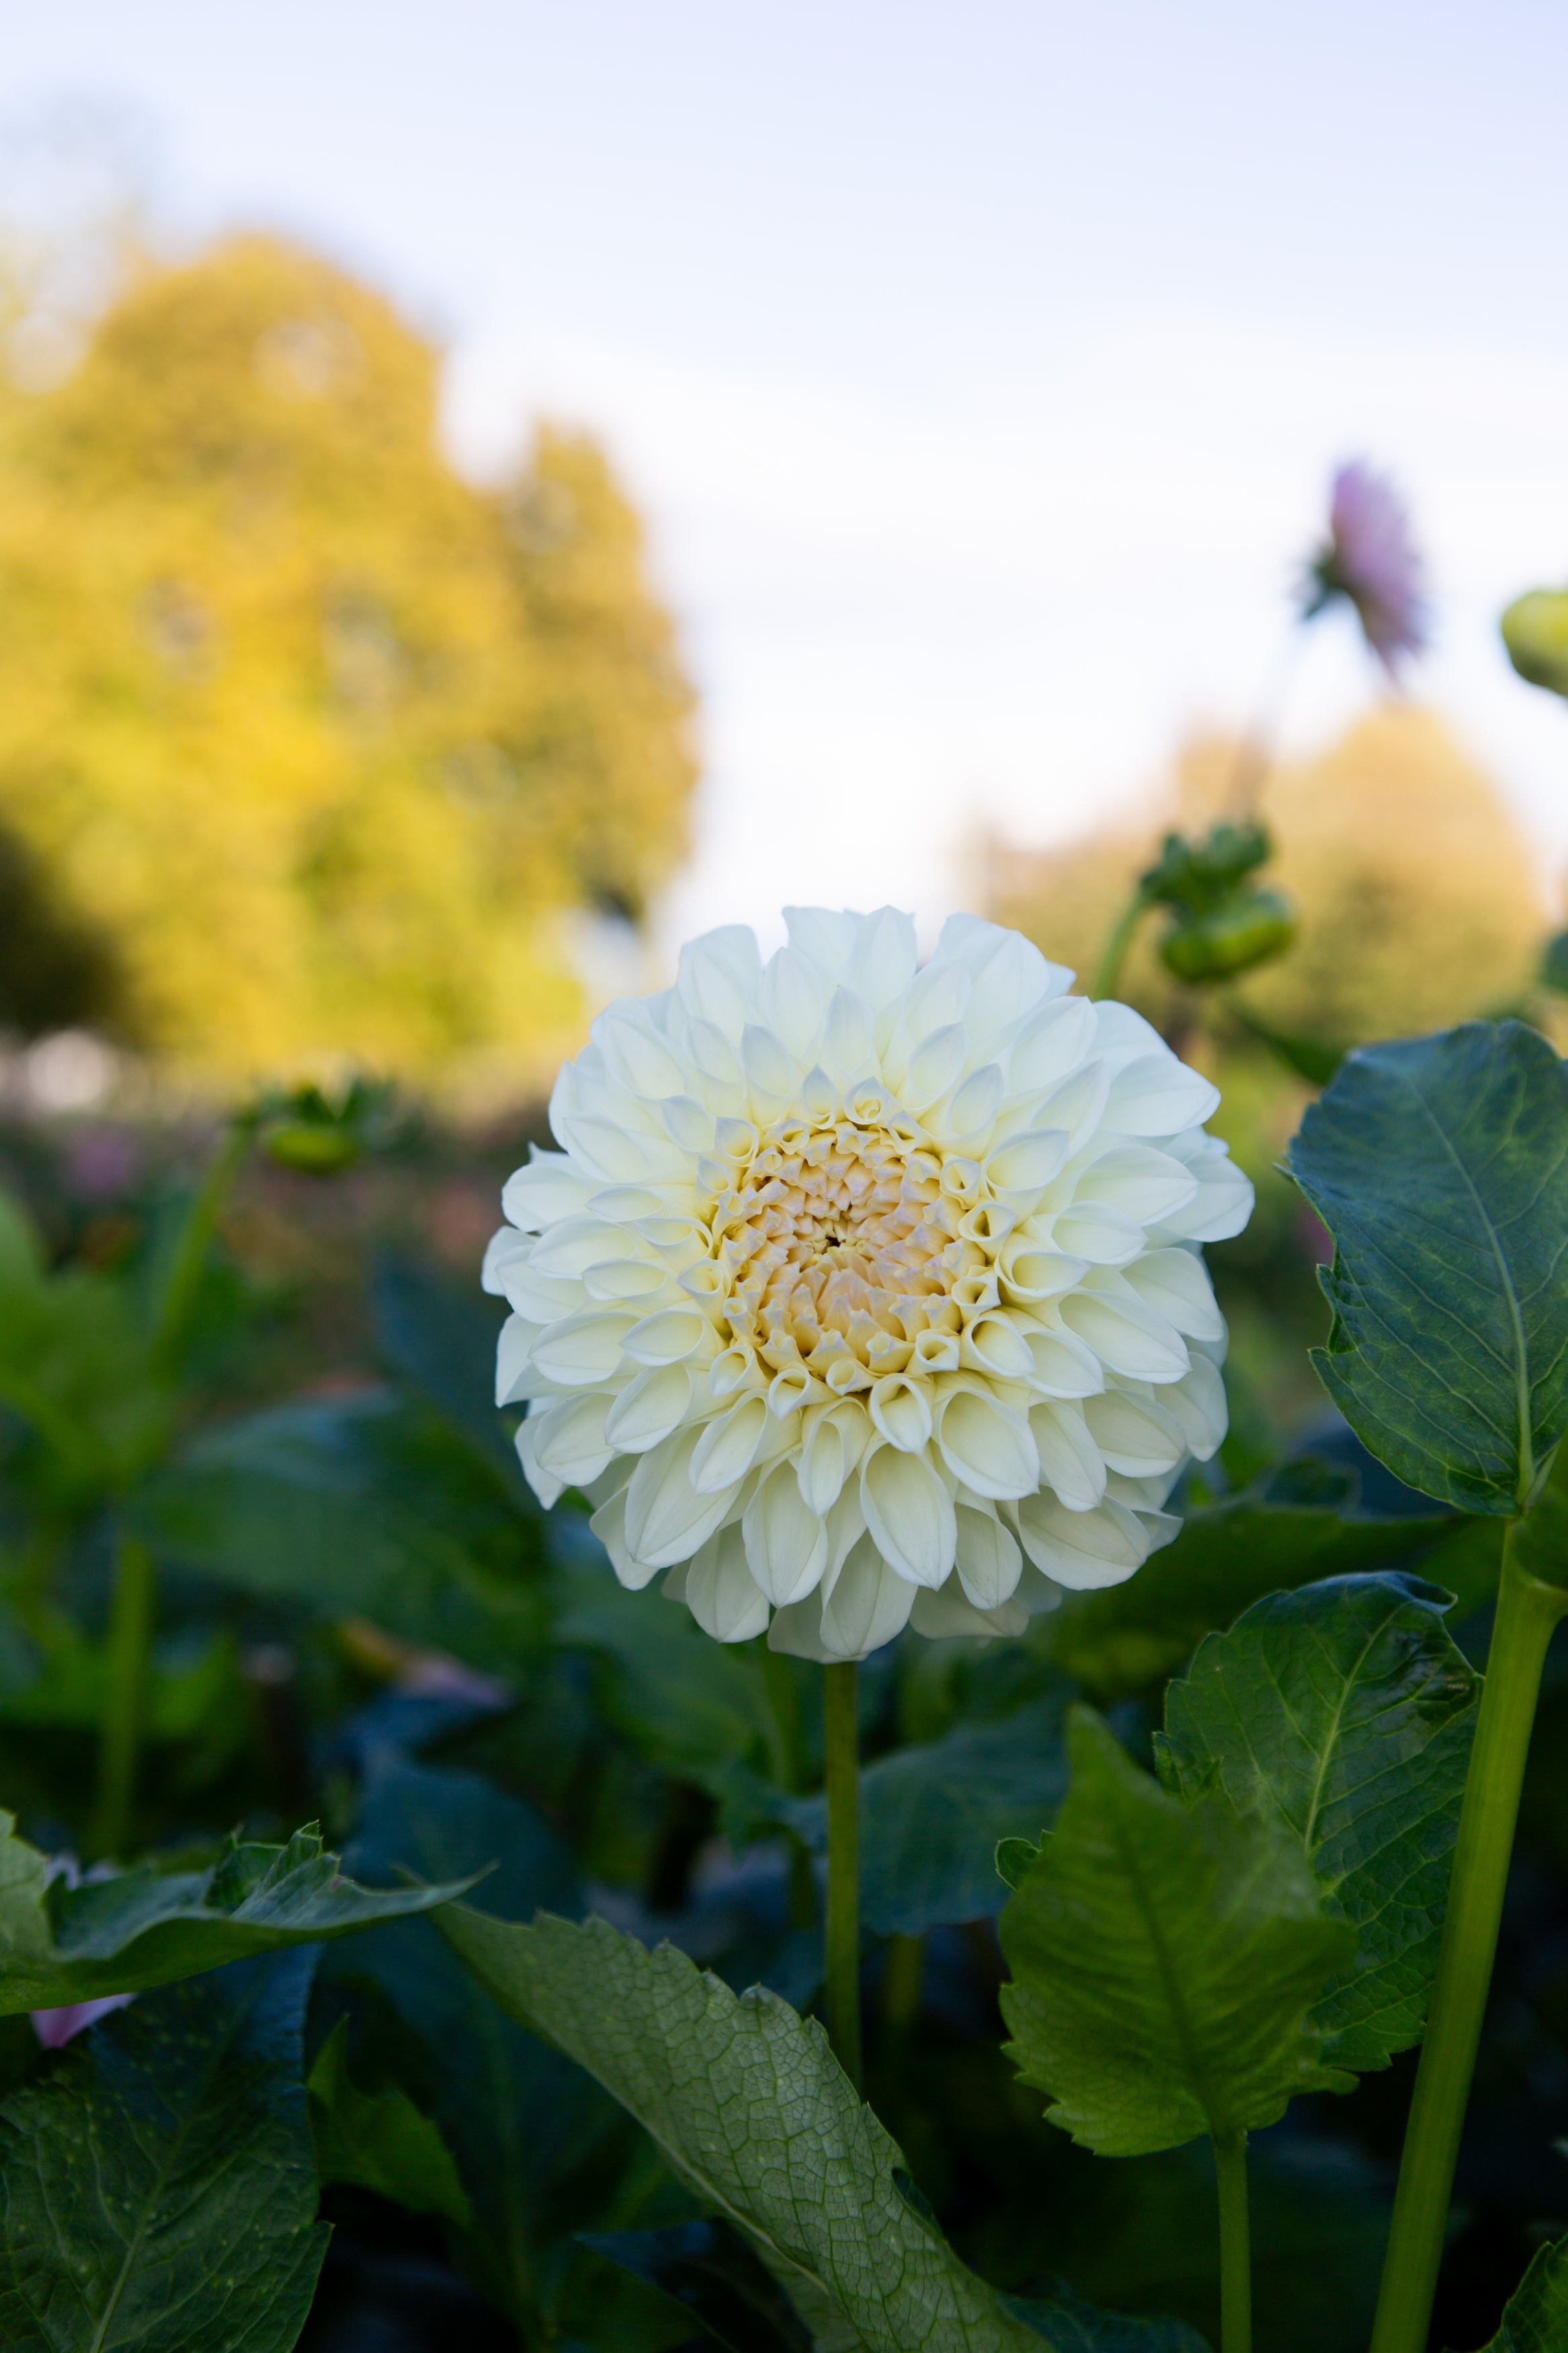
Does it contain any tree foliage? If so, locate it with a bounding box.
[0,235,696,1088]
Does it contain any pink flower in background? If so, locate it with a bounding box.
[30,1993,134,2048]
[1302,460,1430,674]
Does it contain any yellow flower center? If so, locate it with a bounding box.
[711,1118,969,1382]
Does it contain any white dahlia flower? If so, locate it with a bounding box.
[485,910,1252,1663]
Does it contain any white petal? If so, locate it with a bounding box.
[1103,1052,1221,1138]
[870,1373,934,1454]
[1157,1354,1229,1460]
[1015,1493,1151,1590]
[937,1063,1003,1145]
[999,1236,1089,1304]
[684,1525,772,1643]
[984,1127,1071,1210]
[622,1306,711,1367]
[531,1310,636,1387]
[1083,1390,1187,1478]
[684,1017,745,1084]
[766,1593,837,1662]
[530,1215,639,1279]
[1032,1061,1112,1156]
[761,946,824,1058]
[782,906,862,985]
[593,1010,688,1101]
[905,1023,967,1101]
[861,1445,956,1589]
[1049,1204,1147,1266]
[911,1581,1028,1640]
[743,1462,831,1605]
[1058,1291,1190,1383]
[741,1023,794,1098]
[848,907,919,1006]
[937,1388,1039,1501]
[825,987,874,1075]
[515,1416,563,1509]
[677,926,763,1035]
[604,1363,694,1453]
[553,1113,685,1185]
[958,1312,1035,1382]
[690,1396,769,1494]
[505,1263,585,1324]
[953,1503,1024,1607]
[531,1392,615,1482]
[962,926,1063,1041]
[661,1094,714,1152]
[1155,1141,1255,1243]
[820,1533,918,1657]
[1007,995,1096,1094]
[591,1488,664,1590]
[1072,1146,1198,1226]
[1020,1322,1106,1398]
[582,1258,668,1304]
[797,1400,872,1515]
[624,1427,742,1569]
[481,1226,530,1297]
[1121,1247,1227,1342]
[497,1311,544,1405]
[903,956,972,1041]
[1029,1400,1108,1512]
[501,1149,595,1232]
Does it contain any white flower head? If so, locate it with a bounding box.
[486,910,1252,1662]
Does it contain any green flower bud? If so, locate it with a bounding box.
[1157,887,1297,984]
[1501,589,1568,699]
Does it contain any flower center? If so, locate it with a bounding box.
[713,1117,966,1382]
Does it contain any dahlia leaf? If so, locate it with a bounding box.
[307,2018,472,2227]
[370,1246,527,1492]
[1005,2280,1210,2351]
[437,1906,1043,2353]
[999,1708,1355,2156]
[1044,1496,1460,1700]
[1288,1021,1568,1515]
[0,1814,474,2016]
[580,2221,813,2352]
[1466,2234,1568,2352]
[0,1950,328,2352]
[1158,1572,1479,2072]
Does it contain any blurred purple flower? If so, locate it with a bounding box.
[61,1125,142,1203]
[30,1993,134,2048]
[1302,460,1429,674]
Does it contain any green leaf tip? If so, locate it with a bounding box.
[436,1903,1044,2352]
[1000,1706,1356,2157]
[1460,2231,1568,2352]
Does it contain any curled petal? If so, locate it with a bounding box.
[685,1525,772,1642]
[860,1445,956,1589]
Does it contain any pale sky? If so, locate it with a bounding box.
[6,1,1568,963]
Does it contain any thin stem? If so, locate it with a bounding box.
[1091,891,1149,1002]
[90,1534,157,1860]
[1370,1529,1568,2353]
[823,1659,862,2093]
[152,1118,251,1374]
[1212,2128,1251,2353]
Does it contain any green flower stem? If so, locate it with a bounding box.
[152,1116,251,1373]
[1212,2128,1251,2353]
[1370,1529,1568,2353]
[1091,891,1149,1002]
[823,1659,862,2093]
[91,1533,157,1859]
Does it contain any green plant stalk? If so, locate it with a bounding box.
[1212,2128,1251,2353]
[1091,891,1149,1002]
[91,1533,157,1859]
[153,1115,251,1373]
[1370,1529,1568,2353]
[823,1659,862,2093]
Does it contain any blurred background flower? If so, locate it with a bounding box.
[1303,460,1430,674]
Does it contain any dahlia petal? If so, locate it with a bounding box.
[497,1312,545,1405]
[1120,1246,1227,1341]
[1072,1145,1198,1225]
[1154,1141,1255,1242]
[501,1150,595,1232]
[783,905,863,984]
[515,1417,564,1508]
[906,1023,967,1101]
[743,1462,830,1605]
[861,1445,956,1588]
[481,1226,530,1297]
[938,1388,1038,1501]
[848,907,919,1007]
[954,1502,1024,1607]
[1103,1053,1221,1137]
[684,1016,745,1084]
[962,927,1065,1041]
[984,1127,1071,1209]
[870,1373,934,1454]
[958,1312,1036,1382]
[604,1363,694,1452]
[690,1396,770,1494]
[1032,1061,1112,1155]
[661,1095,714,1152]
[999,1238,1091,1304]
[825,987,874,1076]
[684,1525,771,1642]
[529,1215,639,1278]
[1058,1291,1190,1383]
[766,1593,837,1662]
[1049,1203,1147,1266]
[1157,1353,1229,1460]
[762,946,824,1056]
[554,1114,681,1185]
[622,1307,710,1367]
[594,1011,688,1101]
[531,1310,636,1387]
[591,1488,665,1589]
[1016,1492,1149,1589]
[1028,1400,1108,1513]
[741,1023,794,1098]
[937,1063,1003,1146]
[1019,1322,1105,1398]
[504,1261,585,1323]
[1007,995,1096,1093]
[1083,1390,1187,1478]
[903,957,972,1041]
[911,1580,1028,1640]
[820,1532,918,1657]
[798,1400,872,1515]
[531,1392,615,1482]
[624,1426,743,1569]
[582,1259,669,1305]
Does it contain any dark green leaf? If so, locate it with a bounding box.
[995,1837,1042,1895]
[581,2221,811,2352]
[0,1815,473,2016]
[438,1905,1042,2352]
[555,1554,771,1779]
[308,2017,472,2226]
[1226,1004,1346,1087]
[1159,1573,1479,2071]
[1043,1499,1455,1699]
[1000,1709,1355,2155]
[371,1248,525,1492]
[1462,2233,1568,2352]
[135,1395,548,1673]
[718,1696,1072,1934]
[0,1950,327,2352]
[1006,2278,1209,2352]
[1288,1022,1568,1513]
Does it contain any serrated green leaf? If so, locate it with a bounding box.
[999,1709,1356,2156]
[1288,1022,1568,1514]
[1005,2280,1210,2351]
[717,1697,1072,1935]
[0,1814,473,2015]
[581,2221,811,2352]
[1157,1572,1479,2073]
[1042,1497,1456,1699]
[0,1950,328,2351]
[308,2017,472,2226]
[1463,2234,1568,2352]
[438,1904,1042,2352]
[995,1837,1042,1895]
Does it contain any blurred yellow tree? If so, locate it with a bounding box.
[0,234,696,1090]
[987,707,1545,1042]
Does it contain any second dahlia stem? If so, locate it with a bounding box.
[1212,2128,1251,2353]
[823,1659,862,2092]
[1370,1527,1568,2353]
[91,1533,157,1859]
